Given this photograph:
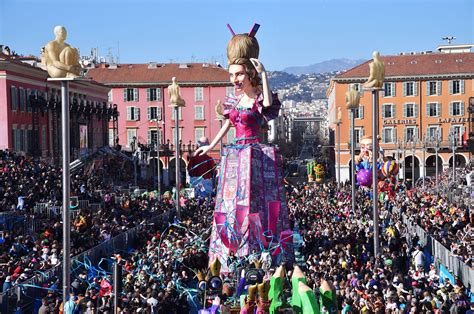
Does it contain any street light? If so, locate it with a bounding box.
[411,136,416,186]
[168,77,185,221]
[449,128,458,188]
[401,139,407,184]
[335,107,342,189]
[151,118,163,200]
[396,138,401,181]
[430,131,441,194]
[345,86,360,213]
[422,133,429,189]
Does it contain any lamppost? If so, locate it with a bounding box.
[449,129,458,188]
[345,86,360,213]
[168,77,185,220]
[396,138,401,180]
[401,139,406,186]
[422,133,429,189]
[431,132,441,194]
[335,107,342,189]
[131,136,138,187]
[411,136,416,186]
[152,118,163,200]
[362,50,385,257]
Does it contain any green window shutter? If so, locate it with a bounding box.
[460,102,465,115]
[403,82,407,96]
[449,102,453,116]
[413,82,418,96]
[136,107,140,121]
[460,80,465,94]
[147,107,151,120]
[403,103,407,118]
[426,82,430,96]
[449,81,453,94]
[147,88,150,101]
[437,81,442,96]
[414,103,418,118]
[392,83,396,96]
[123,88,127,102]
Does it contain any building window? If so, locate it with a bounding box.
[171,107,182,120]
[383,82,395,97]
[404,126,418,142]
[450,125,464,145]
[18,88,27,112]
[195,87,204,101]
[226,127,236,144]
[148,129,162,145]
[147,107,162,121]
[449,79,464,95]
[449,101,464,116]
[427,81,441,96]
[349,83,364,98]
[226,86,234,96]
[108,129,114,146]
[354,106,364,119]
[426,103,440,117]
[195,106,204,120]
[427,125,441,140]
[403,82,417,97]
[382,104,395,119]
[123,88,139,102]
[353,127,364,146]
[171,128,183,142]
[195,127,205,143]
[10,86,18,110]
[126,107,140,121]
[126,129,137,149]
[403,103,417,118]
[382,127,396,143]
[147,88,162,101]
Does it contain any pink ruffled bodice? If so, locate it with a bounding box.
[224,93,281,145]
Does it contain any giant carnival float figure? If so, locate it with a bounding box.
[195,24,292,274]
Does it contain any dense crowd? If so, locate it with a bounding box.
[289,181,472,313]
[0,150,171,295]
[1,148,473,313]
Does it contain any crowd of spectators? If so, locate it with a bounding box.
[288,181,472,313]
[1,147,473,313]
[0,149,172,296]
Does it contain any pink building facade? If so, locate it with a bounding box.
[0,55,111,163]
[87,63,234,185]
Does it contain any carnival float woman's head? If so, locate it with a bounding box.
[226,25,262,93]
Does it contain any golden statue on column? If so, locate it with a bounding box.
[363,51,385,89]
[42,26,82,78]
[168,77,186,107]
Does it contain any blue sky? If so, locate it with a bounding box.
[0,0,473,71]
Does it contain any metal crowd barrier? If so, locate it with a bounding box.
[394,207,474,293]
